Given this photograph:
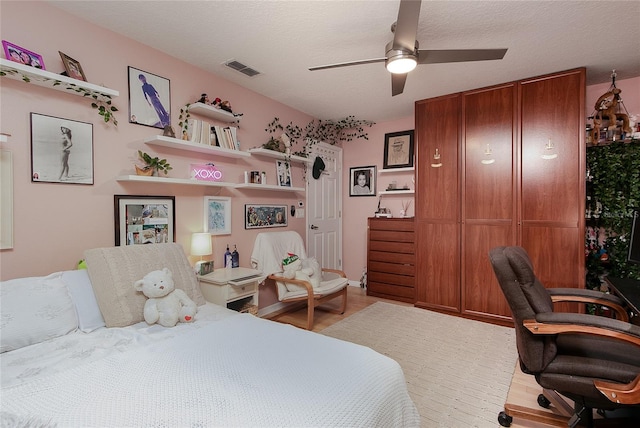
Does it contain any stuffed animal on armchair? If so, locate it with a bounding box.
[281,253,322,289]
[134,267,197,327]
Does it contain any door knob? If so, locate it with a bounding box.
[310,225,319,230]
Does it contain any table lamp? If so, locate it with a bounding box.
[191,232,212,274]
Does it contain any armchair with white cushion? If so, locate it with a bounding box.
[251,231,348,330]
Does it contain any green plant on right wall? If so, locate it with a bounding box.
[585,139,640,289]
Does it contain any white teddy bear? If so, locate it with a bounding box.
[282,253,321,289]
[134,268,197,327]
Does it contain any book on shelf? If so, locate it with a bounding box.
[213,125,239,150]
[187,119,214,145]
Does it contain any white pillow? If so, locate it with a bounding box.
[0,273,78,353]
[62,270,106,332]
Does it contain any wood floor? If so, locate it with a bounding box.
[265,286,609,428]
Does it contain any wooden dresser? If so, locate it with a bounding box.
[367,217,415,303]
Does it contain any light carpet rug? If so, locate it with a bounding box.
[321,301,518,428]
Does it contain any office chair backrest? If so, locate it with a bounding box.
[489,246,557,373]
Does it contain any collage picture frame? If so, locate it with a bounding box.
[114,195,175,246]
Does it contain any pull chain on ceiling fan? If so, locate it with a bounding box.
[309,0,508,96]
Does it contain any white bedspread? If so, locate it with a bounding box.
[1,304,419,427]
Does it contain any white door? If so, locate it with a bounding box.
[306,142,342,270]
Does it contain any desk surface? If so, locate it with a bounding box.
[604,276,640,315]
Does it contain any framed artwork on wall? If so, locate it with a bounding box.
[349,165,376,197]
[383,130,414,169]
[114,195,175,246]
[245,204,288,229]
[204,196,231,235]
[127,66,171,129]
[276,160,292,187]
[30,113,93,184]
[58,51,86,81]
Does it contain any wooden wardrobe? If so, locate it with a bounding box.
[414,68,586,326]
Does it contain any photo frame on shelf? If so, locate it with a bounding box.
[114,195,175,246]
[2,40,44,69]
[30,113,93,185]
[245,204,288,229]
[383,130,414,169]
[204,196,231,235]
[127,66,171,129]
[276,160,292,187]
[58,51,86,81]
[349,165,376,197]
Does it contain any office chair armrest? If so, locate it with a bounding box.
[523,312,640,347]
[548,288,629,321]
[594,373,640,405]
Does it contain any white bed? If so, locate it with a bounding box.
[1,244,419,427]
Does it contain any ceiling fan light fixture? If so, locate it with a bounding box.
[385,50,417,74]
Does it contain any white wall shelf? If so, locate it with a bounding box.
[143,135,250,159]
[116,175,236,188]
[378,190,415,195]
[235,183,305,193]
[116,175,305,193]
[188,102,240,123]
[379,167,415,173]
[247,147,311,164]
[0,58,119,98]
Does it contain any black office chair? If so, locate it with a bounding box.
[489,246,640,427]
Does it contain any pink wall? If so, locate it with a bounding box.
[0,2,314,308]
[2,2,638,308]
[341,116,415,281]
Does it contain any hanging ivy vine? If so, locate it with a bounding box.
[0,67,119,126]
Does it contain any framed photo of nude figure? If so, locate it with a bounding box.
[127,66,171,129]
[30,113,93,185]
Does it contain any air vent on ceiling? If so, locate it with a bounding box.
[224,60,261,77]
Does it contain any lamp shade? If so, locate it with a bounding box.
[190,233,212,256]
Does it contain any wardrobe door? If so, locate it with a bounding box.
[520,68,585,305]
[461,84,516,321]
[415,94,461,312]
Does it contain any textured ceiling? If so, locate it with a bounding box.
[48,0,640,123]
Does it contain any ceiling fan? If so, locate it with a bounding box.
[309,0,508,96]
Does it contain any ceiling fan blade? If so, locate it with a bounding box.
[309,57,386,71]
[417,48,507,64]
[391,73,408,96]
[393,0,422,51]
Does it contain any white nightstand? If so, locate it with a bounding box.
[198,267,265,313]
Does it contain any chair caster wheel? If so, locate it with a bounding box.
[498,411,513,427]
[537,393,551,408]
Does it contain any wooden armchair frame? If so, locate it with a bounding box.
[268,268,348,330]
